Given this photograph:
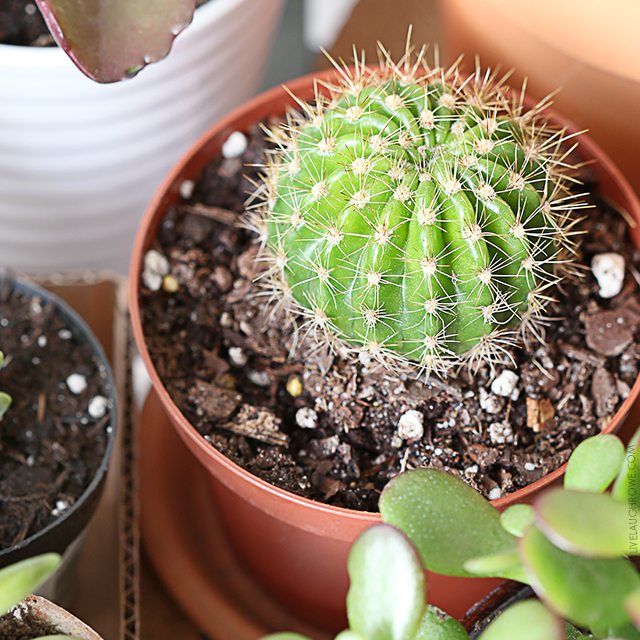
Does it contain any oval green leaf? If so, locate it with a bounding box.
[521,527,640,632]
[536,489,638,557]
[613,427,640,509]
[565,434,625,493]
[380,469,516,576]
[477,600,564,640]
[0,554,61,615]
[463,551,528,582]
[335,632,364,640]
[262,635,312,640]
[500,505,534,537]
[413,605,468,640]
[347,524,425,640]
[0,392,10,419]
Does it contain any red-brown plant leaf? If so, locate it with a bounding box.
[35,0,196,83]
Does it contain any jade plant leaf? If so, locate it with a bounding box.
[476,600,564,640]
[613,427,640,509]
[564,434,625,493]
[262,634,312,640]
[564,623,592,639]
[0,554,61,615]
[34,0,197,83]
[413,605,469,640]
[335,632,364,640]
[346,524,425,640]
[500,504,534,537]
[520,527,640,633]
[380,469,517,577]
[463,551,527,582]
[0,392,10,419]
[536,489,638,557]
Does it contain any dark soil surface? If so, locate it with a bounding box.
[0,282,111,549]
[0,602,60,639]
[140,125,640,511]
[0,1,52,47]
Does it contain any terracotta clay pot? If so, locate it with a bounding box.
[130,70,640,631]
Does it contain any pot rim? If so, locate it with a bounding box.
[0,275,118,560]
[24,594,102,639]
[129,67,640,522]
[0,0,251,65]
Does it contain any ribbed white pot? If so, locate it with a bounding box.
[0,0,284,273]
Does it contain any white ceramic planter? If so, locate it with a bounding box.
[0,0,284,273]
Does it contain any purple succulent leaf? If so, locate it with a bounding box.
[35,0,197,83]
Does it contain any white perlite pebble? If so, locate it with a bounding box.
[66,373,87,395]
[479,387,502,414]
[591,252,625,298]
[179,179,195,199]
[488,421,513,445]
[228,347,248,367]
[88,395,109,419]
[52,499,69,517]
[488,487,502,501]
[222,131,248,158]
[397,409,424,441]
[491,370,519,398]
[524,462,536,471]
[37,335,47,347]
[296,407,318,429]
[142,249,170,291]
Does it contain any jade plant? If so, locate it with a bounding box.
[0,352,10,420]
[34,0,197,82]
[0,553,76,639]
[265,429,640,640]
[257,53,581,375]
[380,428,640,639]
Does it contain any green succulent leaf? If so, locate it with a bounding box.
[380,469,517,576]
[520,527,640,633]
[500,504,534,537]
[613,427,640,509]
[536,489,639,557]
[335,632,364,640]
[34,0,196,83]
[0,392,10,419]
[564,624,592,639]
[463,551,527,582]
[564,434,625,493]
[476,600,564,640]
[0,554,61,615]
[347,524,426,640]
[413,605,468,640]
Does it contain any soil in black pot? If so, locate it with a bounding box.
[0,602,60,639]
[0,283,111,549]
[140,125,640,512]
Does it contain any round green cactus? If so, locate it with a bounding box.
[258,56,579,374]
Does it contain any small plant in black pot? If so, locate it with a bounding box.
[0,276,116,597]
[266,427,640,639]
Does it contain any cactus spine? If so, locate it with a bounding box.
[256,50,581,375]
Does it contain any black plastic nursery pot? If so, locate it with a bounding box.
[0,276,117,571]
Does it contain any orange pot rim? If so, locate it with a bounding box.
[130,68,640,523]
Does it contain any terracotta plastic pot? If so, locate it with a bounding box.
[441,0,640,194]
[130,70,640,631]
[17,595,103,640]
[0,277,118,599]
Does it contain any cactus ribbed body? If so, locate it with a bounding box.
[261,60,576,373]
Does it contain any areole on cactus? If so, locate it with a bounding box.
[256,49,583,375]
